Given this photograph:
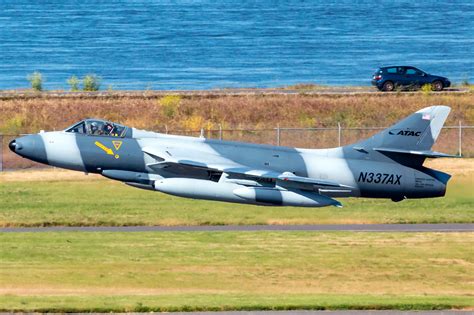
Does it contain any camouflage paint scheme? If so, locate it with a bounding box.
[9,105,454,207]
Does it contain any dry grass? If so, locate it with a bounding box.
[1,93,472,171]
[0,168,100,182]
[425,158,474,177]
[1,93,472,134]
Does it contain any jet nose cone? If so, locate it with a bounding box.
[8,139,17,152]
[9,135,47,164]
[9,139,24,152]
[10,136,33,157]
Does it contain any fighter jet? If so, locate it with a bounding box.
[9,105,455,207]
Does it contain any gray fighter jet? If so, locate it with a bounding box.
[9,105,455,207]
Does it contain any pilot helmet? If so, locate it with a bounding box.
[90,122,98,132]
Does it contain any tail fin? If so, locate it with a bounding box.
[353,105,454,159]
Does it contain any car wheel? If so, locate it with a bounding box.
[382,81,394,92]
[432,80,444,91]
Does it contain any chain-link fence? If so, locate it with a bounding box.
[1,124,472,171]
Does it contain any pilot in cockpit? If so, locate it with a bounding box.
[65,119,128,137]
[90,122,101,135]
[103,122,115,136]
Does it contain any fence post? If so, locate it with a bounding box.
[276,124,280,146]
[219,124,223,140]
[458,120,462,157]
[338,122,341,147]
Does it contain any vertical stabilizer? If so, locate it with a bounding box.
[355,105,451,152]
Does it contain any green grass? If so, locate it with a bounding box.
[0,232,472,311]
[1,294,472,312]
[0,176,472,227]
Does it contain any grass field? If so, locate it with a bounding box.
[1,159,472,312]
[1,232,472,311]
[0,159,472,227]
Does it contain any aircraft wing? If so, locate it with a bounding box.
[142,146,241,172]
[142,146,350,189]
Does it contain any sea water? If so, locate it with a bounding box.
[0,1,472,90]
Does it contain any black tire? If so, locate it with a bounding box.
[382,81,395,92]
[432,80,444,91]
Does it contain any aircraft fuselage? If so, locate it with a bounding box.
[10,126,448,207]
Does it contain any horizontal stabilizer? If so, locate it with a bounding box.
[374,147,458,158]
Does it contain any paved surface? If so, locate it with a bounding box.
[0,87,468,99]
[23,311,471,314]
[1,223,473,233]
[167,312,473,315]
[171,312,473,315]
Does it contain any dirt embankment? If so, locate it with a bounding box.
[1,91,472,134]
[1,92,473,169]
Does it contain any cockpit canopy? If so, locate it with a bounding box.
[65,119,128,137]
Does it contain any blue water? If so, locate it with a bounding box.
[0,1,473,90]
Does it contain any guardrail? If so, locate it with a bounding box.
[1,123,472,171]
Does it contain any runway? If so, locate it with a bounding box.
[1,223,473,233]
[0,312,468,315]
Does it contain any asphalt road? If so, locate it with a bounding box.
[0,87,468,99]
[1,223,473,233]
[181,312,472,315]
[46,311,472,315]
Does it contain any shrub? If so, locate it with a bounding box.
[159,95,181,119]
[182,114,204,130]
[27,71,43,91]
[67,75,80,92]
[83,74,101,91]
[1,114,26,134]
[421,84,432,94]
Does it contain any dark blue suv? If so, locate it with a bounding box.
[371,66,450,91]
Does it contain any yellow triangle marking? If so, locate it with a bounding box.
[112,141,122,150]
